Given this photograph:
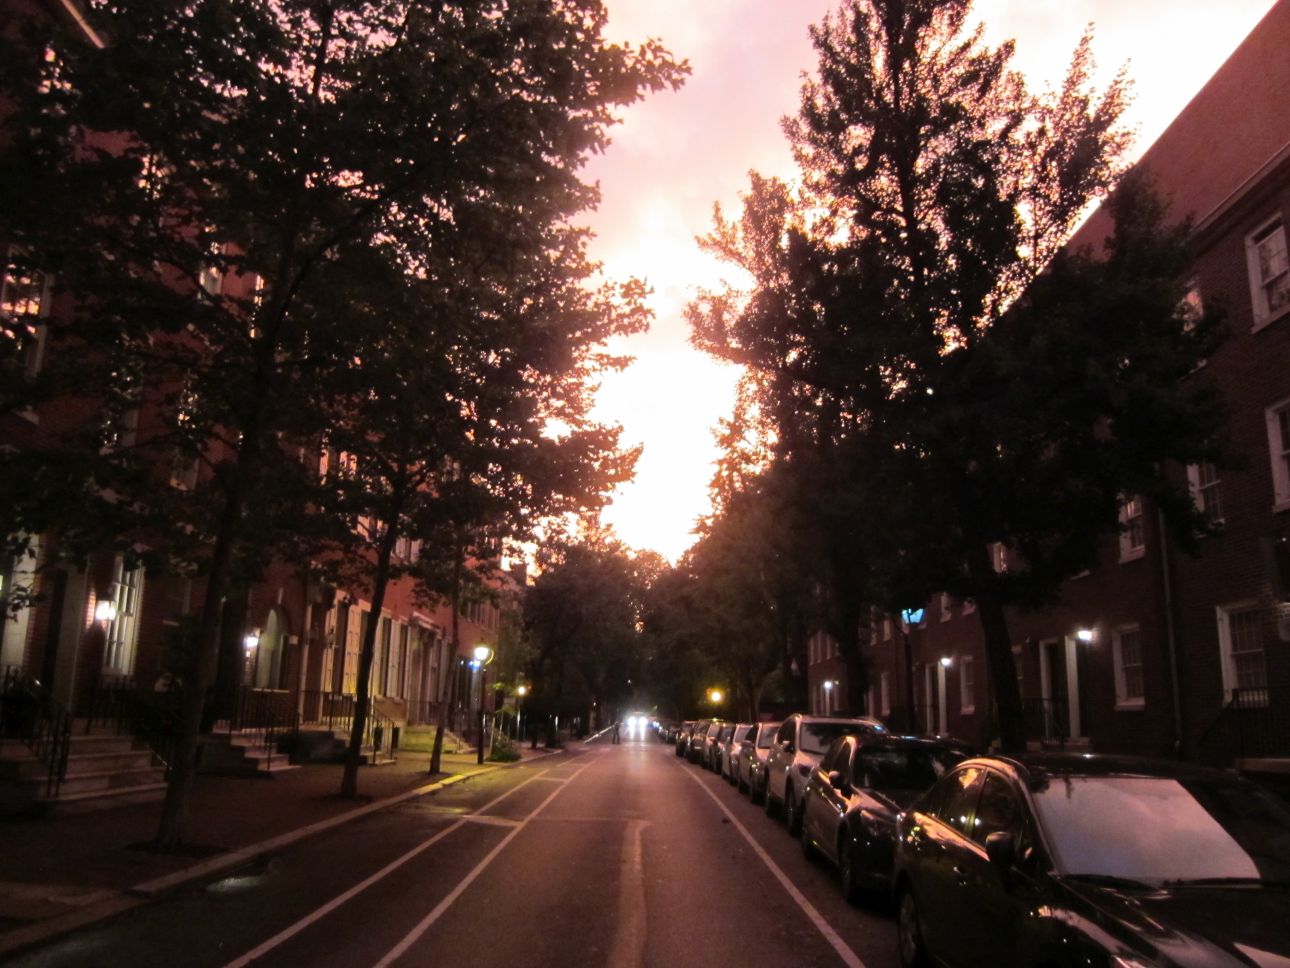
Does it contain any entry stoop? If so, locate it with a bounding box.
[0,733,167,816]
[198,728,300,776]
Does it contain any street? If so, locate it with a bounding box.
[8,735,900,968]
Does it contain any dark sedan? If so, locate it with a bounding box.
[893,753,1290,968]
[800,734,965,902]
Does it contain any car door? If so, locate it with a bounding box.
[805,736,854,857]
[767,719,796,804]
[907,765,985,962]
[952,769,1041,965]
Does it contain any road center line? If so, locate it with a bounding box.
[676,761,867,968]
[221,766,563,968]
[372,759,595,968]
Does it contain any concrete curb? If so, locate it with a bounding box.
[0,748,562,959]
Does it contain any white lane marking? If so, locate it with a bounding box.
[460,815,521,828]
[221,767,561,968]
[676,763,867,968]
[607,819,649,968]
[372,760,595,968]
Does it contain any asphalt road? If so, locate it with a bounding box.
[9,734,902,968]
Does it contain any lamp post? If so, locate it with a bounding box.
[516,684,529,742]
[822,679,834,715]
[471,644,495,765]
[899,608,925,735]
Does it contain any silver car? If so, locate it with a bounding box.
[736,721,781,801]
[764,712,886,835]
[720,724,754,782]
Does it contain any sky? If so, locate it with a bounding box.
[583,0,1280,563]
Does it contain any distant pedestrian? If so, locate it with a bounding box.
[611,721,621,744]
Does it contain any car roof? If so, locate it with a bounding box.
[960,752,1237,786]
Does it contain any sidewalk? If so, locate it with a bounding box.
[0,742,558,954]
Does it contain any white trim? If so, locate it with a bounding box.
[958,655,975,715]
[1216,600,1268,703]
[1111,624,1145,710]
[1266,398,1290,508]
[1246,213,1290,332]
[1119,494,1146,562]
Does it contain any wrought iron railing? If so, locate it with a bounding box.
[82,674,181,778]
[1,665,72,797]
[299,690,396,763]
[228,686,299,771]
[1021,696,1070,747]
[1195,686,1290,767]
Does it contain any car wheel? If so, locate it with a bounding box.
[897,887,930,968]
[737,772,747,795]
[839,834,863,904]
[765,785,779,818]
[784,789,801,835]
[800,817,816,860]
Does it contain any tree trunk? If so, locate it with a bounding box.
[340,520,400,799]
[154,445,255,847]
[966,541,1025,753]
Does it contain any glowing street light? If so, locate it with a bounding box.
[707,688,723,705]
[471,644,495,765]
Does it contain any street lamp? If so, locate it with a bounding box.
[471,644,495,765]
[516,684,529,742]
[707,688,723,705]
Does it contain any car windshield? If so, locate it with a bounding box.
[757,726,779,748]
[800,722,862,755]
[1034,775,1290,883]
[858,748,957,791]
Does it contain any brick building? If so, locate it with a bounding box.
[0,0,521,810]
[808,0,1290,775]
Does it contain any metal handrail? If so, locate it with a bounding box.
[1,665,73,797]
[83,675,182,778]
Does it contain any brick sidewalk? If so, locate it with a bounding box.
[0,744,556,940]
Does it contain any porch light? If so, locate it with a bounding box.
[1076,627,1095,644]
[94,599,118,623]
[939,656,953,668]
[243,631,260,651]
[707,688,723,704]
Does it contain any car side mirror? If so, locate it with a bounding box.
[827,770,849,793]
[985,831,1015,874]
[782,741,795,754]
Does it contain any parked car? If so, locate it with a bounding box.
[688,720,719,764]
[799,734,965,901]
[675,720,700,758]
[737,721,781,801]
[893,753,1290,968]
[706,722,736,771]
[765,713,887,834]
[696,720,728,767]
[720,724,754,782]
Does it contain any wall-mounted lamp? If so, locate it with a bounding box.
[1076,627,1096,644]
[243,631,260,652]
[939,656,953,668]
[823,679,834,691]
[94,599,118,624]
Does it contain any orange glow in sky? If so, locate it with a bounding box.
[586,0,1279,563]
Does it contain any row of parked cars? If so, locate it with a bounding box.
[669,714,1290,967]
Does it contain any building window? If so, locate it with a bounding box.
[1187,462,1224,524]
[169,386,201,490]
[1267,399,1290,510]
[882,617,892,641]
[880,671,891,717]
[961,599,975,615]
[1119,495,1145,561]
[940,592,952,621]
[1217,602,1268,705]
[103,556,143,674]
[989,542,1009,573]
[1112,624,1145,709]
[2,245,50,376]
[959,656,975,715]
[1247,215,1290,329]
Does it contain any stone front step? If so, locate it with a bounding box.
[0,735,169,816]
[36,781,168,815]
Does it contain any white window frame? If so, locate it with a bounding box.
[1216,600,1268,705]
[989,542,1009,573]
[2,244,52,379]
[880,671,891,716]
[103,556,143,674]
[1246,214,1290,331]
[958,655,975,715]
[1119,494,1146,562]
[882,617,892,641]
[1267,398,1290,512]
[1186,462,1224,525]
[1111,624,1145,710]
[940,592,952,622]
[961,599,975,615]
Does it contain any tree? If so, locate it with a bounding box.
[0,0,684,844]
[691,0,1221,750]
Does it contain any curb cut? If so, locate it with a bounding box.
[0,748,562,959]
